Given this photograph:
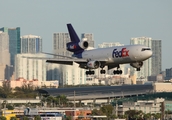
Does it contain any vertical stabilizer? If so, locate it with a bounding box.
[67,24,80,42]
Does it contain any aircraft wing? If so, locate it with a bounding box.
[46,59,87,65]
[41,52,75,59]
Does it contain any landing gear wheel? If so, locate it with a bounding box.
[86,70,95,75]
[113,70,123,75]
[100,70,106,74]
[136,68,140,71]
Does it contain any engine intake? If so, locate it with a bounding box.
[79,41,89,49]
[130,62,143,69]
[87,61,100,69]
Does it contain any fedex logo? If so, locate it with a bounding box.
[112,48,129,58]
[69,45,76,49]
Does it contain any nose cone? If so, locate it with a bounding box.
[146,50,153,59]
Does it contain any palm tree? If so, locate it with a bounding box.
[46,96,54,107]
[154,113,161,120]
[0,116,6,120]
[22,116,29,120]
[125,110,143,120]
[10,117,17,120]
[56,95,68,107]
[143,113,151,120]
[34,115,41,120]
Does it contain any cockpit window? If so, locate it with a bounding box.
[141,48,151,51]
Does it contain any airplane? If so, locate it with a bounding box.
[45,23,153,75]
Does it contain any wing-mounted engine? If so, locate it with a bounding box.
[87,61,101,69]
[130,61,143,71]
[67,41,89,53]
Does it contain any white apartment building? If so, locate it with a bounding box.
[15,53,46,81]
[115,98,164,115]
[130,37,152,79]
[47,62,86,85]
[21,34,42,53]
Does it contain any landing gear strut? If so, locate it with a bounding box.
[100,65,106,74]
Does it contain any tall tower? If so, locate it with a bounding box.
[0,32,12,80]
[53,33,72,58]
[81,33,94,47]
[0,27,21,66]
[0,32,10,65]
[151,40,162,75]
[130,37,152,79]
[21,35,42,53]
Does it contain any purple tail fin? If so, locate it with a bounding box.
[67,24,80,42]
[66,24,88,58]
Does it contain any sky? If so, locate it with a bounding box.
[0,0,172,70]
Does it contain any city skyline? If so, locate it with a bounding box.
[0,1,171,70]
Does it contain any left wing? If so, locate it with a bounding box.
[46,58,87,65]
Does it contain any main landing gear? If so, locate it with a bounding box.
[100,65,106,74]
[113,70,122,74]
[85,70,95,75]
[113,66,123,74]
[85,66,123,75]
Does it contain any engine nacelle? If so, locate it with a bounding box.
[87,61,100,69]
[67,41,89,52]
[78,41,89,49]
[130,62,143,69]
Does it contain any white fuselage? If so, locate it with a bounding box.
[82,45,152,65]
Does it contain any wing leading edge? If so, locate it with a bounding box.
[46,59,88,65]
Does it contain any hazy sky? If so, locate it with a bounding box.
[0,0,172,70]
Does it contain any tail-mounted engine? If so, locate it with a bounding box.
[87,61,101,69]
[130,61,143,69]
[67,41,89,53]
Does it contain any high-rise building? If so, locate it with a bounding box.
[81,33,94,47]
[0,32,12,80]
[0,32,10,65]
[151,40,162,75]
[53,33,72,58]
[21,35,42,53]
[166,68,172,80]
[98,42,124,48]
[0,27,21,66]
[130,37,152,79]
[15,53,46,81]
